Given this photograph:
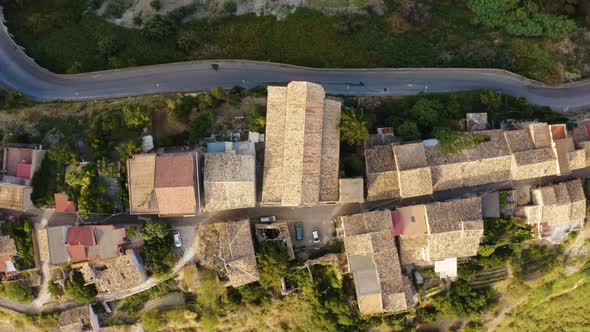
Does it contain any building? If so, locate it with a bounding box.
[254,221,295,260]
[46,225,126,265]
[54,193,76,213]
[127,151,201,216]
[365,144,399,201]
[426,129,512,192]
[338,178,365,204]
[516,179,585,242]
[58,305,100,332]
[338,210,414,315]
[76,249,147,293]
[0,235,17,275]
[261,81,341,207]
[196,219,259,287]
[365,123,586,201]
[2,144,44,186]
[0,144,45,211]
[204,142,256,211]
[395,197,484,276]
[393,143,433,198]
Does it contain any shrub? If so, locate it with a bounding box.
[141,220,175,276]
[1,218,34,270]
[0,281,33,303]
[0,88,30,110]
[142,15,176,40]
[245,105,266,132]
[141,310,165,332]
[150,0,162,11]
[48,282,64,299]
[396,121,421,141]
[431,279,494,317]
[122,104,150,128]
[188,110,215,144]
[97,35,123,57]
[64,270,98,304]
[256,242,290,293]
[339,108,369,146]
[104,0,133,19]
[467,0,576,38]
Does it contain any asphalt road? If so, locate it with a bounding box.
[2,14,590,112]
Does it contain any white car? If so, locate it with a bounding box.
[312,229,320,244]
[173,232,182,248]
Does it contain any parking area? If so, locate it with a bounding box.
[171,226,196,255]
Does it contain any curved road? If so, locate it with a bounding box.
[1,12,590,111]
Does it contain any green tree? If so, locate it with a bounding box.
[97,35,122,57]
[339,108,369,146]
[480,90,502,111]
[122,104,150,128]
[412,98,445,128]
[396,121,421,141]
[141,220,170,241]
[25,13,47,35]
[256,242,290,293]
[431,279,493,317]
[150,0,162,11]
[245,105,266,132]
[0,281,33,303]
[64,270,98,304]
[188,111,215,144]
[142,15,176,40]
[117,141,141,162]
[468,0,576,38]
[176,30,197,52]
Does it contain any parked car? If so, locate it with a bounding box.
[295,223,304,241]
[260,216,277,223]
[173,232,182,248]
[312,229,320,244]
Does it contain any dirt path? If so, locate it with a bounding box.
[140,292,184,314]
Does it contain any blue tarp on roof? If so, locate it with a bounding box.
[207,142,228,153]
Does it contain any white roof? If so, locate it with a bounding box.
[434,257,457,279]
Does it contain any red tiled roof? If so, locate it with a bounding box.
[154,154,195,188]
[584,122,590,138]
[16,163,31,179]
[67,226,95,247]
[67,245,87,263]
[55,193,76,213]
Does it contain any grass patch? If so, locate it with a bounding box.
[497,263,590,331]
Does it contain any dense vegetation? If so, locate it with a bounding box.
[0,280,33,303]
[0,218,34,270]
[64,269,98,304]
[141,220,176,276]
[119,279,173,316]
[0,88,30,110]
[498,260,590,330]
[359,89,570,142]
[4,0,589,82]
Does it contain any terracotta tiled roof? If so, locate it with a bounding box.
[67,226,95,247]
[154,153,198,216]
[55,193,76,213]
[67,245,88,263]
